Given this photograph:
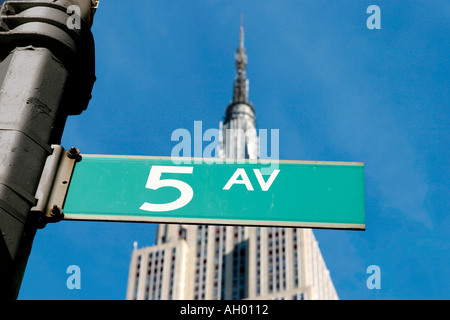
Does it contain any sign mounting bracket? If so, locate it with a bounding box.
[31,145,79,228]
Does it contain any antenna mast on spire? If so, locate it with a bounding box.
[233,14,249,103]
[239,13,245,49]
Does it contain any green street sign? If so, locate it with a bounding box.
[60,155,365,230]
[56,155,365,230]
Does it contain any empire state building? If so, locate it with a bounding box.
[126,24,338,300]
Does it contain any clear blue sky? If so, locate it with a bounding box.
[18,0,449,299]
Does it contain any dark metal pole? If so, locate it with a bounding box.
[0,0,97,299]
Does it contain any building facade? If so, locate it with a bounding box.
[126,24,338,301]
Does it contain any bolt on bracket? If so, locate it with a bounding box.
[31,145,80,228]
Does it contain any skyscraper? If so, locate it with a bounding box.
[126,23,338,301]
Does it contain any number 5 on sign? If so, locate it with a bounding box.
[139,166,194,212]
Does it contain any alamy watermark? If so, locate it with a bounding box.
[366,5,381,30]
[170,121,279,173]
[366,265,381,290]
[66,265,81,290]
[66,5,81,30]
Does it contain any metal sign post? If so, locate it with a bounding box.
[0,0,97,298]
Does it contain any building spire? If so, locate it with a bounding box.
[233,14,249,103]
[239,13,245,49]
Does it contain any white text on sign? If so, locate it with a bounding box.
[139,166,280,212]
[223,169,280,191]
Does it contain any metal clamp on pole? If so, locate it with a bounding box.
[31,145,81,228]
